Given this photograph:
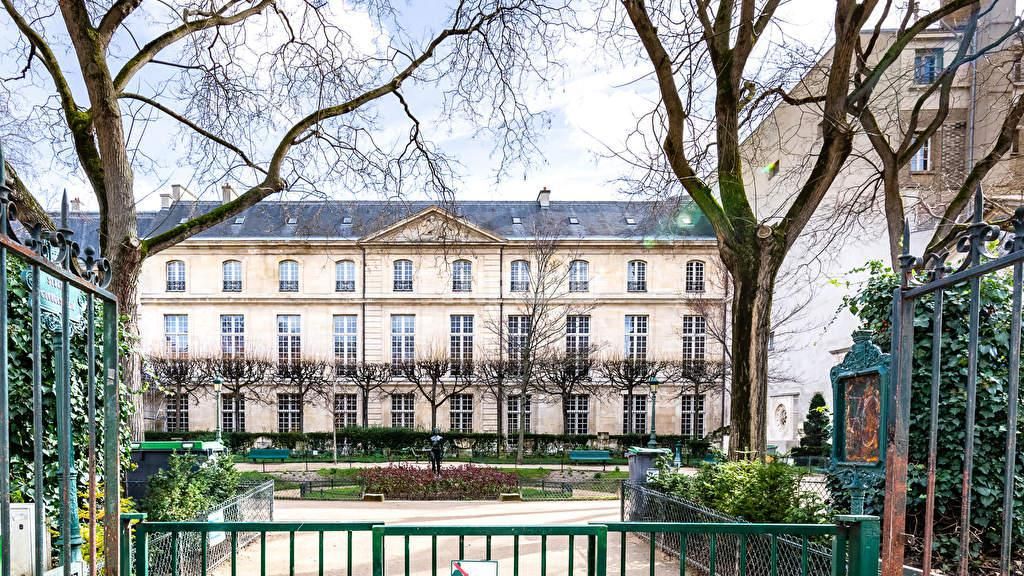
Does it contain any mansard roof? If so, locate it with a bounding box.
[60,198,716,246]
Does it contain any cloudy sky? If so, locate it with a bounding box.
[2,0,988,212]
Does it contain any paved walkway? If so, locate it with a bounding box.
[236,460,628,474]
[214,499,688,576]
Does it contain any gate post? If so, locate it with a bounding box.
[837,515,880,576]
[372,525,385,576]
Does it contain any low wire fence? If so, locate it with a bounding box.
[621,481,834,576]
[144,480,274,576]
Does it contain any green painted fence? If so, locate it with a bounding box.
[126,518,879,576]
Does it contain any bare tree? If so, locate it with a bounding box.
[399,350,473,432]
[0,0,568,444]
[274,356,331,432]
[476,357,518,456]
[198,353,273,434]
[613,0,992,455]
[336,361,392,428]
[595,356,670,435]
[533,352,601,435]
[145,354,206,431]
[484,217,592,462]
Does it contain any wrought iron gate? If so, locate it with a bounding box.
[0,145,120,576]
[882,191,1024,576]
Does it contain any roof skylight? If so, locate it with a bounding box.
[625,217,637,225]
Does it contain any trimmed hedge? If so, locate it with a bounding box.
[145,428,697,457]
[359,464,518,499]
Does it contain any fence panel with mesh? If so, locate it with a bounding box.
[144,480,274,576]
[621,482,834,576]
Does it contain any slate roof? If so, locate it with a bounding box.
[58,199,715,247]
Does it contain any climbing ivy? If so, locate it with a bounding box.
[5,255,135,526]
[843,261,1024,572]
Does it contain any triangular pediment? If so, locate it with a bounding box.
[359,206,506,245]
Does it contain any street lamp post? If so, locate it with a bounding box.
[647,375,660,449]
[213,376,224,443]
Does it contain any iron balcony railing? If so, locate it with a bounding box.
[336,279,355,292]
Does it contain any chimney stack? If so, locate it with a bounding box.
[70,197,83,213]
[221,183,237,203]
[537,187,551,209]
[160,193,172,209]
[171,184,185,202]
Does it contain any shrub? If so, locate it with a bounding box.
[358,464,517,500]
[791,393,831,462]
[142,454,240,521]
[649,458,825,524]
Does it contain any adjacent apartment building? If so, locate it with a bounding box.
[742,0,1024,446]
[97,189,729,439]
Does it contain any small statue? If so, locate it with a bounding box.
[429,429,444,475]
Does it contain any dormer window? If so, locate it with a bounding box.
[233,216,245,225]
[335,260,356,292]
[627,260,647,292]
[512,217,522,225]
[569,217,580,225]
[166,260,186,292]
[286,216,298,225]
[342,216,353,225]
[279,260,299,292]
[394,259,413,292]
[625,217,637,225]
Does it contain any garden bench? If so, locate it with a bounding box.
[246,448,290,470]
[568,449,612,470]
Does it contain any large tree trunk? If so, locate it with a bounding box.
[495,391,504,458]
[725,252,777,458]
[362,387,370,428]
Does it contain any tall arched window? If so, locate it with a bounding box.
[393,259,413,292]
[279,260,299,292]
[627,260,647,292]
[685,260,705,293]
[452,260,473,292]
[510,260,530,292]
[166,260,186,292]
[222,260,242,292]
[569,260,589,292]
[335,260,356,292]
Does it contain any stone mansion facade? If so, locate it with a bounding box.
[113,189,729,439]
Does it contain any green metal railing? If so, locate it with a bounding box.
[371,524,608,576]
[128,519,879,576]
[601,517,879,576]
[132,522,379,576]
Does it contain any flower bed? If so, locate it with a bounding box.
[359,464,518,500]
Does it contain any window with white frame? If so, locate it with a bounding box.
[277,393,303,432]
[334,315,358,376]
[222,260,242,292]
[220,314,245,358]
[166,260,185,292]
[627,260,647,292]
[913,48,942,85]
[391,315,415,372]
[507,315,531,372]
[681,394,706,437]
[566,394,589,435]
[450,393,474,432]
[164,314,188,356]
[682,315,707,362]
[452,260,472,292]
[685,261,705,293]
[393,259,413,292]
[335,260,356,292]
[279,260,299,292]
[221,394,246,432]
[622,394,647,434]
[510,260,530,292]
[277,315,301,373]
[625,315,649,361]
[566,315,591,375]
[391,393,415,428]
[334,393,357,429]
[569,260,589,292]
[507,395,532,434]
[909,135,931,173]
[166,393,189,432]
[450,315,474,376]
